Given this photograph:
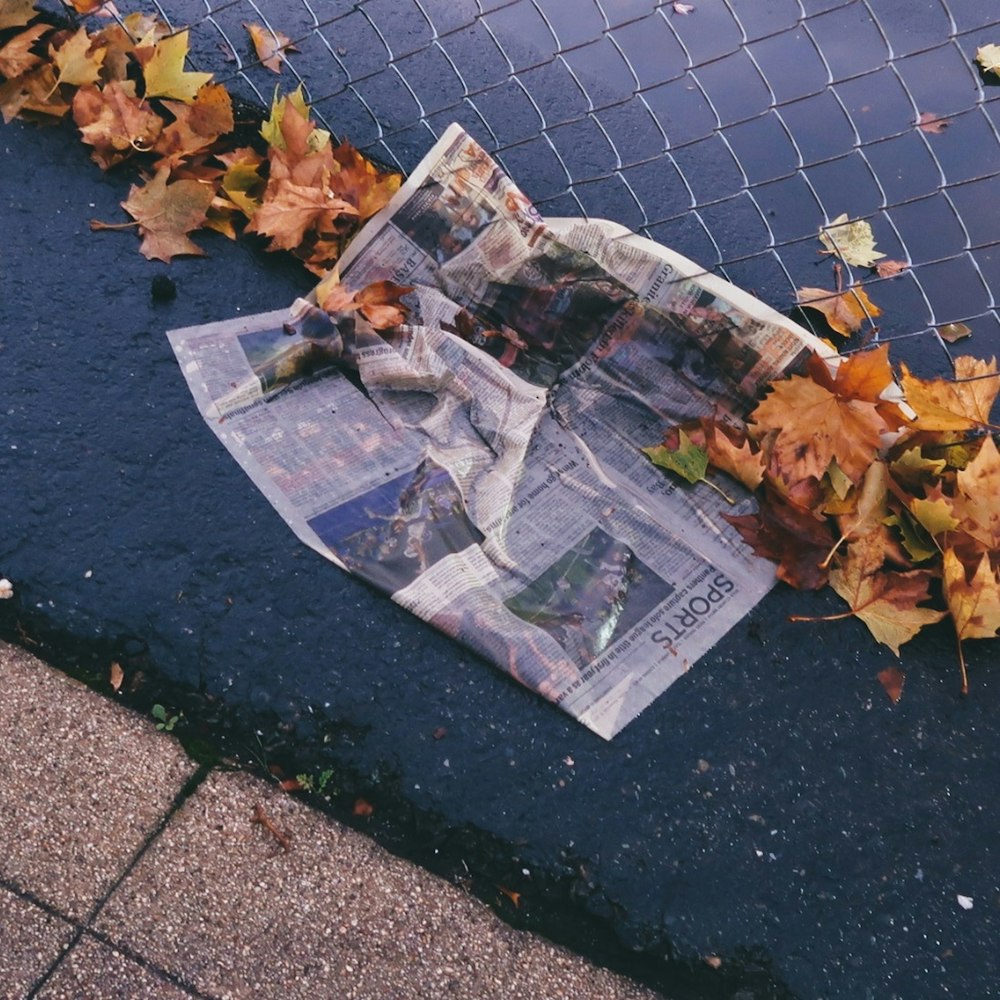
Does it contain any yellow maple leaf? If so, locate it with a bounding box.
[141,30,212,103]
[819,213,886,268]
[51,26,106,89]
[943,548,1000,692]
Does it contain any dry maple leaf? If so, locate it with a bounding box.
[153,83,233,167]
[245,22,298,74]
[140,30,212,103]
[73,80,162,169]
[875,259,908,278]
[329,140,403,221]
[899,356,1000,431]
[0,24,50,79]
[942,548,1000,692]
[316,273,414,330]
[750,371,889,486]
[819,534,946,655]
[247,178,357,251]
[51,26,106,88]
[796,285,881,338]
[917,111,950,134]
[975,43,1000,77]
[726,489,835,590]
[951,435,1000,554]
[938,322,972,344]
[0,0,36,31]
[819,213,886,268]
[701,418,765,491]
[118,167,214,262]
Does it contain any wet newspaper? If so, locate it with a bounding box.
[168,124,830,739]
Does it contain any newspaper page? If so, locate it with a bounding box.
[168,124,831,739]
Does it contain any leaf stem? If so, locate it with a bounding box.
[788,609,856,623]
[90,219,140,231]
[956,628,969,696]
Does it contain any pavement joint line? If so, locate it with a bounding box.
[18,763,215,1000]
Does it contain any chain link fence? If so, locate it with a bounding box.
[67,0,1000,372]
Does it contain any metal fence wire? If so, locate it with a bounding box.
[69,0,1000,372]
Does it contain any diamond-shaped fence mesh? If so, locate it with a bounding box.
[68,0,1000,373]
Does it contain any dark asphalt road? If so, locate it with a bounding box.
[4,3,1000,998]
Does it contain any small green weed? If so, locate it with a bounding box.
[152,704,182,732]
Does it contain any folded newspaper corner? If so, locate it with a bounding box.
[168,124,831,740]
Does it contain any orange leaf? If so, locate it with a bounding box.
[109,660,124,692]
[497,885,521,908]
[796,285,881,338]
[245,22,298,74]
[248,178,357,251]
[900,356,1000,431]
[352,797,374,817]
[72,80,163,169]
[751,372,889,485]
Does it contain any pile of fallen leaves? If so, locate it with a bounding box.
[0,1,401,267]
[646,344,1000,692]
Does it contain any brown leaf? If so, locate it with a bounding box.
[938,322,972,344]
[329,140,403,220]
[944,549,1000,642]
[153,82,233,167]
[726,489,835,590]
[245,22,298,74]
[796,285,881,338]
[354,279,414,329]
[353,797,374,817]
[942,548,1000,692]
[108,660,124,692]
[0,63,70,122]
[0,0,36,31]
[72,80,163,169]
[0,24,50,79]
[497,885,521,907]
[877,666,905,704]
[951,435,1000,554]
[875,259,908,278]
[119,167,214,262]
[917,111,950,134]
[248,178,357,251]
[702,418,765,491]
[827,534,946,655]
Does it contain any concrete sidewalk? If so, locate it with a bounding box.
[0,641,662,1000]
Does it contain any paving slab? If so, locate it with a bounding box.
[95,768,662,1000]
[35,935,199,1000]
[0,644,198,920]
[0,888,75,1000]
